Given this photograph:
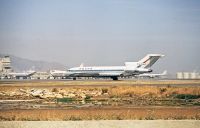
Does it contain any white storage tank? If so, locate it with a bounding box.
[197,73,200,79]
[183,72,190,79]
[190,72,197,79]
[176,72,183,79]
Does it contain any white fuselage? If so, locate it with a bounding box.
[68,66,124,77]
[67,66,152,78]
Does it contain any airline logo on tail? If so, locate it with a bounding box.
[138,54,164,68]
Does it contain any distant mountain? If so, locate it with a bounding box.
[0,54,66,72]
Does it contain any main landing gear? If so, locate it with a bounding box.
[111,76,118,80]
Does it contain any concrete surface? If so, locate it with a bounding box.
[0,120,200,128]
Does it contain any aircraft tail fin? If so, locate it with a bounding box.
[138,54,164,68]
[162,70,167,75]
[80,63,84,67]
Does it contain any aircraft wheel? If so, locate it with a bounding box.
[112,77,118,80]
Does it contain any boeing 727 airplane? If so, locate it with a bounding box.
[66,54,164,80]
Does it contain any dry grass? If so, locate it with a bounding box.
[0,107,199,121]
[108,85,200,97]
[0,79,200,87]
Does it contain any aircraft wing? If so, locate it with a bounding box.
[67,72,100,77]
[67,72,122,77]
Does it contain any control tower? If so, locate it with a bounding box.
[0,56,13,77]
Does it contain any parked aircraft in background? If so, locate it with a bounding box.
[135,70,167,78]
[66,54,164,80]
[9,70,36,79]
[50,70,67,79]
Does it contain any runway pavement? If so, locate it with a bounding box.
[0,120,199,128]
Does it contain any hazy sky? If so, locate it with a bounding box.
[0,0,200,73]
